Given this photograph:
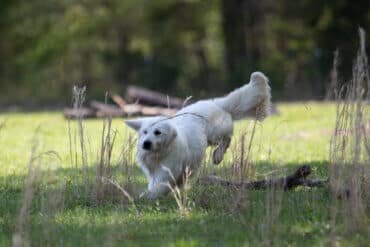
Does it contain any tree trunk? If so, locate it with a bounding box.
[221,0,248,85]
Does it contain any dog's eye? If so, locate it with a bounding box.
[154,130,161,136]
[143,130,148,134]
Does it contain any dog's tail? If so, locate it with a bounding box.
[214,72,271,121]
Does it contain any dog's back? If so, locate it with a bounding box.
[174,71,271,145]
[175,100,233,145]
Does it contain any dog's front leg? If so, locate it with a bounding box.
[140,183,171,200]
[212,136,231,165]
[141,167,181,200]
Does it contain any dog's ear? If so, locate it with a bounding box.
[166,125,177,145]
[125,116,166,131]
[124,119,143,131]
[170,128,177,142]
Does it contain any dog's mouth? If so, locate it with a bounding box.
[140,144,167,157]
[141,145,161,153]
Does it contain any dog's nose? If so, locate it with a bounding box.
[143,140,152,150]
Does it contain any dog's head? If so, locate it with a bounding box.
[125,117,177,153]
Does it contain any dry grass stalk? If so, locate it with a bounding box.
[101,177,138,214]
[95,116,117,204]
[71,86,90,192]
[94,93,121,204]
[230,120,259,212]
[120,133,136,197]
[68,88,137,206]
[261,171,284,247]
[329,28,369,237]
[0,119,6,133]
[182,96,193,108]
[162,166,192,218]
[326,50,340,100]
[13,131,42,247]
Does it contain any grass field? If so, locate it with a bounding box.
[0,103,369,246]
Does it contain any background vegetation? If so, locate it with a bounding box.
[1,0,370,106]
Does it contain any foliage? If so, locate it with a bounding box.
[0,0,370,104]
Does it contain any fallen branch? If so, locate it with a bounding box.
[90,100,125,118]
[126,85,187,108]
[122,104,143,116]
[63,107,96,119]
[63,102,177,119]
[90,100,121,112]
[111,93,127,109]
[198,165,328,190]
[111,94,177,117]
[141,106,177,116]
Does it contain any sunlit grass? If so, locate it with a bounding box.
[0,103,369,246]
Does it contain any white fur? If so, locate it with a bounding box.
[125,72,271,199]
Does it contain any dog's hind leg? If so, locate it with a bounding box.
[212,136,231,165]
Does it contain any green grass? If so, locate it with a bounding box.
[0,103,369,246]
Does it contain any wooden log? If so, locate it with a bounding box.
[90,100,120,112]
[90,100,125,118]
[126,85,186,108]
[63,104,176,119]
[112,91,179,117]
[63,107,96,119]
[121,104,176,117]
[122,104,143,116]
[96,109,125,118]
[141,106,177,116]
[198,165,328,190]
[111,93,127,109]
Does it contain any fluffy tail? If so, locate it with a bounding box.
[214,72,271,121]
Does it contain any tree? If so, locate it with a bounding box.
[221,0,248,86]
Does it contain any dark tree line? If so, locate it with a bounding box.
[0,0,369,106]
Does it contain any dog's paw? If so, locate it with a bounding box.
[212,137,231,165]
[139,190,162,200]
[139,191,148,199]
[212,147,224,165]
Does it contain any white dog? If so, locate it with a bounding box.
[125,72,271,199]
